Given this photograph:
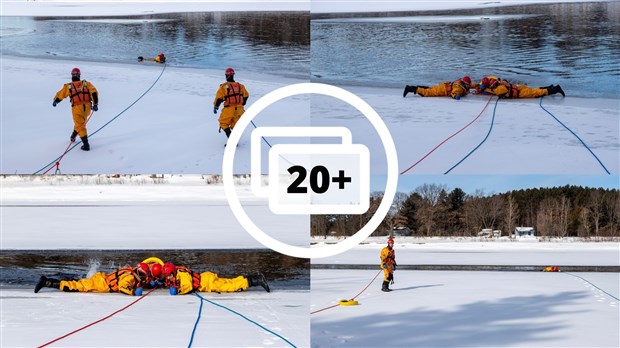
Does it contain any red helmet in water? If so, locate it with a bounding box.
[162,262,176,276]
[462,76,472,85]
[71,67,81,79]
[481,77,490,86]
[225,67,235,76]
[150,263,162,277]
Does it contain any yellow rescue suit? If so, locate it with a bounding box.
[486,81,548,99]
[59,268,140,296]
[213,81,249,130]
[172,267,249,295]
[380,247,396,282]
[54,80,98,138]
[416,80,470,99]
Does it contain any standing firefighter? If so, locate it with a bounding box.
[34,262,152,296]
[403,76,472,100]
[213,68,249,141]
[52,67,98,151]
[380,237,397,292]
[161,262,270,295]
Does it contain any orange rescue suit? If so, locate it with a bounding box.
[170,266,249,295]
[416,79,470,99]
[59,267,140,296]
[380,247,396,282]
[486,81,548,98]
[213,82,249,130]
[54,80,98,138]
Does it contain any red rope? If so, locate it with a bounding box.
[37,288,156,347]
[400,95,494,174]
[41,141,73,175]
[311,269,382,315]
[41,110,94,175]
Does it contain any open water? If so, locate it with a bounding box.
[1,12,310,78]
[312,2,620,98]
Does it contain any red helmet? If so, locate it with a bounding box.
[158,53,165,58]
[225,67,235,76]
[162,262,175,276]
[151,263,162,277]
[462,76,471,85]
[136,262,149,275]
[481,77,490,86]
[71,67,81,78]
[387,237,394,244]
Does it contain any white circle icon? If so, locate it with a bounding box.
[222,83,398,259]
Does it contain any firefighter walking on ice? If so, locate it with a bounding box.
[380,237,397,292]
[52,67,99,151]
[213,67,249,142]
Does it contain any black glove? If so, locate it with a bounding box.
[52,101,57,107]
[92,104,98,112]
[213,106,219,114]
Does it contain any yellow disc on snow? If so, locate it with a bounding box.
[141,256,164,265]
[339,299,359,306]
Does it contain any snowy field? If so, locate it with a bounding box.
[1,175,310,249]
[2,56,617,175]
[311,269,619,347]
[311,237,620,266]
[2,288,310,347]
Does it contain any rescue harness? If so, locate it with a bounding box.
[106,267,140,293]
[69,80,91,107]
[223,82,244,107]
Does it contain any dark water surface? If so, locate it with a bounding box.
[1,12,310,78]
[0,249,309,290]
[312,2,620,98]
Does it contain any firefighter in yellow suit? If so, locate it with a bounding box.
[161,263,270,295]
[53,67,99,151]
[475,76,565,98]
[403,76,472,100]
[380,237,397,292]
[34,264,150,296]
[213,67,249,140]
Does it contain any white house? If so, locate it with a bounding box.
[513,227,536,237]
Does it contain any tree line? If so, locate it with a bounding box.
[311,184,620,238]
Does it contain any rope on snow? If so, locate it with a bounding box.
[191,292,297,348]
[539,97,610,174]
[400,95,495,174]
[444,97,500,174]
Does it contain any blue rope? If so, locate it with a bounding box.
[193,293,297,348]
[564,272,619,301]
[250,120,274,148]
[188,294,204,348]
[444,97,499,174]
[33,63,167,174]
[539,97,610,174]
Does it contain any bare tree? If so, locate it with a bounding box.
[589,190,604,237]
[504,193,519,238]
[415,183,447,236]
[579,206,592,238]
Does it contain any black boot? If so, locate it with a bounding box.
[223,127,232,138]
[70,130,78,142]
[34,276,61,293]
[381,280,391,292]
[403,85,418,98]
[80,136,90,151]
[546,85,565,97]
[246,273,270,293]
